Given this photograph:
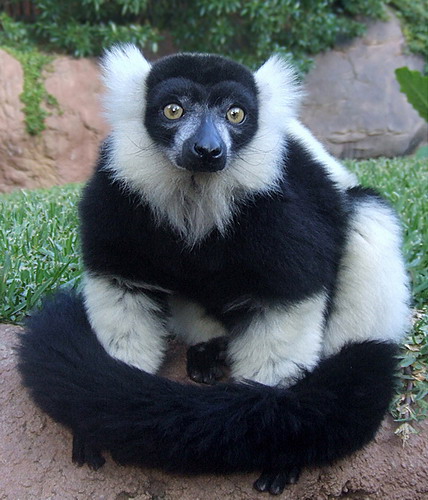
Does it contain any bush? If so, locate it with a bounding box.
[152,0,386,70]
[0,1,160,57]
[389,0,428,63]
[0,0,388,68]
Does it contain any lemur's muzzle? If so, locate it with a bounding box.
[182,116,226,172]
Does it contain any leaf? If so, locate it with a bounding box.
[400,353,418,368]
[395,422,419,445]
[395,67,428,122]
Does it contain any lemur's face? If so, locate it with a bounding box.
[144,55,259,173]
[102,45,299,214]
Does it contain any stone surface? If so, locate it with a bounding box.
[1,323,427,499]
[0,50,109,193]
[300,12,428,159]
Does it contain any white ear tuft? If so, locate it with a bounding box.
[101,44,151,127]
[254,55,302,125]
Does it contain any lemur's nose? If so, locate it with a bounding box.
[193,142,223,159]
[191,116,225,161]
[182,115,226,172]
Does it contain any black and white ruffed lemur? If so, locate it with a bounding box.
[18,45,411,495]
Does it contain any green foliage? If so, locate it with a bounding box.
[395,67,428,122]
[0,11,32,47]
[152,0,386,70]
[415,145,428,159]
[4,46,58,135]
[0,0,387,67]
[392,309,428,428]
[389,0,428,61]
[0,1,160,57]
[1,1,426,70]
[0,13,59,136]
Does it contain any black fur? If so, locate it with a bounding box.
[19,291,398,481]
[80,137,348,322]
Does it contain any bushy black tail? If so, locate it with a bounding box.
[18,291,397,482]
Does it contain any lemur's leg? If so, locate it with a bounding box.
[322,192,411,357]
[226,293,327,387]
[227,291,328,495]
[225,293,327,494]
[83,274,169,373]
[168,295,228,384]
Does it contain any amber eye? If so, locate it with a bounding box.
[163,103,184,120]
[226,106,245,124]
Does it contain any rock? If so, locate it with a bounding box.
[1,324,427,499]
[0,50,109,193]
[300,12,428,159]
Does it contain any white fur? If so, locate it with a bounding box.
[322,199,411,356]
[101,47,304,245]
[286,119,358,190]
[228,294,327,386]
[113,276,173,295]
[101,44,151,127]
[83,274,168,373]
[254,55,302,130]
[168,295,227,345]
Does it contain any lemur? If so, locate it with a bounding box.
[18,45,410,495]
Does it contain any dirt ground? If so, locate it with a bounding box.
[1,323,427,500]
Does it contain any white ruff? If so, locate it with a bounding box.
[101,46,302,245]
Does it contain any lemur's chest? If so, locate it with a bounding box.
[81,165,347,306]
[127,194,343,307]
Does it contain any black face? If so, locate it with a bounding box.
[144,54,259,173]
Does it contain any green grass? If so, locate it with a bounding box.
[0,156,427,425]
[0,184,82,323]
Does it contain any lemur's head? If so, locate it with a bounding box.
[101,45,300,242]
[143,54,259,174]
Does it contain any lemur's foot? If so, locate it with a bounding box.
[186,336,228,384]
[253,466,301,495]
[72,433,106,470]
[254,467,301,495]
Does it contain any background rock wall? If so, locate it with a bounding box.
[300,13,427,159]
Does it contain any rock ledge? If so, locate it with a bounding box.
[1,324,427,499]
